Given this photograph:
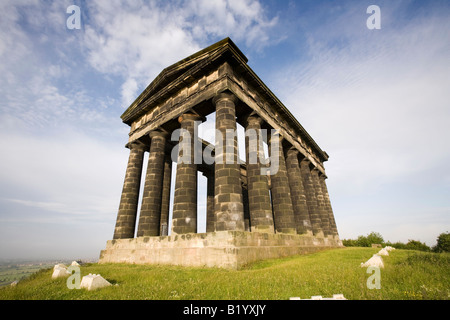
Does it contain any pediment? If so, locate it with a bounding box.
[121,38,247,125]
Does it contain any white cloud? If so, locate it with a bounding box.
[0,1,121,134]
[0,130,127,218]
[0,127,129,259]
[82,0,278,106]
[184,0,278,47]
[277,6,450,187]
[273,2,450,243]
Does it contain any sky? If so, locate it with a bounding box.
[0,0,449,261]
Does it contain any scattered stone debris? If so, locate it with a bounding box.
[290,294,346,300]
[80,273,112,291]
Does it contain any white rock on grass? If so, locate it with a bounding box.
[70,261,80,266]
[384,246,396,251]
[378,248,389,256]
[80,273,112,291]
[53,263,67,270]
[360,254,384,268]
[52,265,70,279]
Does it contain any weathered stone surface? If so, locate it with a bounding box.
[299,158,323,237]
[319,174,339,238]
[286,148,312,235]
[137,130,168,237]
[52,265,70,279]
[113,142,146,239]
[54,263,67,270]
[269,135,297,234]
[99,231,343,270]
[80,274,112,291]
[244,115,274,233]
[172,113,202,234]
[213,93,245,232]
[311,168,330,237]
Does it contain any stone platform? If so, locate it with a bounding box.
[99,231,343,269]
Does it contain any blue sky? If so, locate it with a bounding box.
[0,0,449,260]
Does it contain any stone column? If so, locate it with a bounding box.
[269,135,297,234]
[285,147,312,235]
[311,168,330,237]
[244,115,274,233]
[113,141,146,239]
[319,174,339,238]
[213,92,245,231]
[159,157,172,236]
[205,171,216,232]
[299,158,323,237]
[137,130,168,237]
[171,113,202,234]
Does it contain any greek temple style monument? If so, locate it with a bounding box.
[99,38,342,269]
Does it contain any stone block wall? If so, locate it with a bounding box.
[100,231,343,269]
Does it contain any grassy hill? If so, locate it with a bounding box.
[0,247,448,300]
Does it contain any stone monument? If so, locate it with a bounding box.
[99,38,342,269]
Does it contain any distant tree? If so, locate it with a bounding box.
[433,232,450,253]
[342,239,357,247]
[355,235,370,247]
[355,232,384,247]
[366,232,384,245]
[342,232,385,247]
[404,239,430,252]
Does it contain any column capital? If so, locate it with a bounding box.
[149,129,169,139]
[243,112,264,126]
[127,140,147,151]
[286,146,299,156]
[300,156,312,165]
[178,112,205,124]
[212,92,237,105]
[267,131,284,144]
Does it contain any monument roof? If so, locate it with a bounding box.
[121,37,328,162]
[121,38,246,124]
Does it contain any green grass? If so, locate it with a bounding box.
[0,247,448,300]
[0,264,54,288]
